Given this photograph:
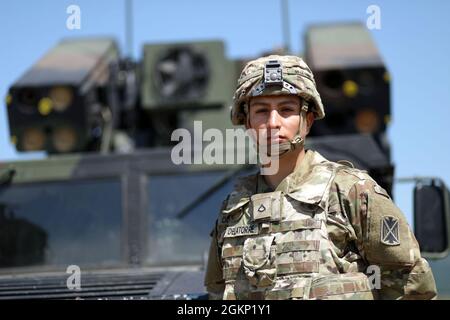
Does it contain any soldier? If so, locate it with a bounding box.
[204,55,437,300]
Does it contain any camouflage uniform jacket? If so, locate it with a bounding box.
[204,150,437,300]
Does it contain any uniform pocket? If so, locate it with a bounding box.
[310,273,376,300]
[242,235,277,287]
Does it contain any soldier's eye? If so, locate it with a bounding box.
[280,106,298,114]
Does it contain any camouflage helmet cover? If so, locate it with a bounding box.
[231,55,325,125]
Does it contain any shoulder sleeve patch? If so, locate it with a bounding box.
[381,216,400,246]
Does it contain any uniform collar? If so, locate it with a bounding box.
[257,150,333,205]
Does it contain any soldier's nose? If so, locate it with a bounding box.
[267,110,282,129]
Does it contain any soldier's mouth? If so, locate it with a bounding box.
[266,135,288,143]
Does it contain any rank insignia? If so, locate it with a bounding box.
[381,216,400,246]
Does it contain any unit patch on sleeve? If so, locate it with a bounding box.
[381,216,400,246]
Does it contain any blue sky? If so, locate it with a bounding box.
[1,0,450,223]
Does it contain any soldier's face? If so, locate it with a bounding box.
[247,95,313,144]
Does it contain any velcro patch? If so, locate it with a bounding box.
[381,216,400,246]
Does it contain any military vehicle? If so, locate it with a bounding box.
[0,22,449,300]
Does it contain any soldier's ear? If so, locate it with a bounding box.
[305,112,314,135]
[245,106,252,130]
[244,101,252,130]
[244,116,251,130]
